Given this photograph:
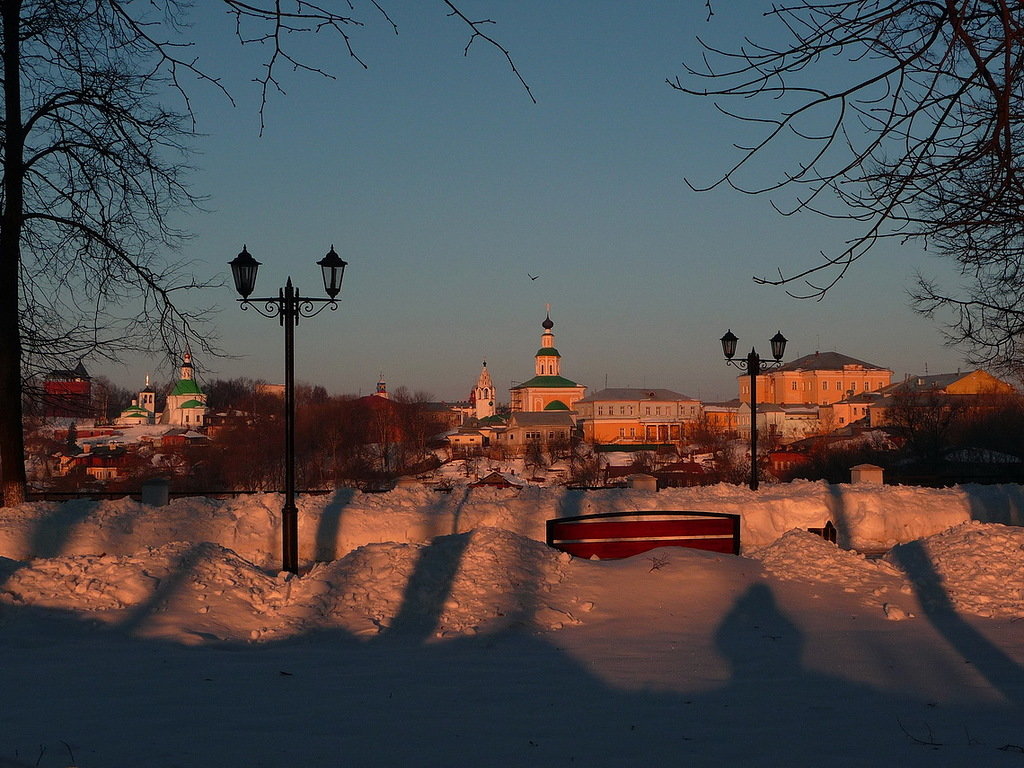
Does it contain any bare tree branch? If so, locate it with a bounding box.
[674,2,1024,369]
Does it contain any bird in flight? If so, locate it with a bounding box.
[528,273,539,281]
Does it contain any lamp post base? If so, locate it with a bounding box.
[282,502,299,574]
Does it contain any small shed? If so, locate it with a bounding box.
[850,463,884,484]
[468,471,522,489]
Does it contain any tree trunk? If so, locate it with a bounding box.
[1,1,27,507]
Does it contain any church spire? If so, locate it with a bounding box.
[535,306,561,377]
[474,361,495,418]
[180,349,194,381]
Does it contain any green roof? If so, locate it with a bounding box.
[511,375,581,389]
[179,399,206,409]
[120,405,148,416]
[535,348,560,357]
[171,379,203,396]
[544,400,569,411]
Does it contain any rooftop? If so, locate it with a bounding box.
[774,351,889,373]
[511,375,581,390]
[579,387,696,403]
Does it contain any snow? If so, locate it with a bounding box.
[2,480,1024,766]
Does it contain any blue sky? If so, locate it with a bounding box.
[112,1,972,401]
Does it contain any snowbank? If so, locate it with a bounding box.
[750,522,1024,620]
[0,528,585,644]
[2,481,1022,568]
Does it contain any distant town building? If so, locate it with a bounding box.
[868,369,1017,428]
[43,361,93,418]
[256,382,285,398]
[162,351,208,427]
[739,351,893,407]
[737,402,820,442]
[510,310,586,412]
[501,411,575,449]
[575,388,702,445]
[472,362,496,420]
[117,375,157,426]
[702,400,741,436]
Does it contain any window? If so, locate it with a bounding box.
[645,407,651,415]
[630,427,636,437]
[597,406,604,415]
[791,382,797,390]
[822,381,828,391]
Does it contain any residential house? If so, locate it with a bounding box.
[701,400,742,437]
[447,414,508,456]
[500,411,575,453]
[54,443,130,481]
[737,402,820,443]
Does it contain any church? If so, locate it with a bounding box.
[448,310,587,456]
[509,310,586,412]
[117,351,208,427]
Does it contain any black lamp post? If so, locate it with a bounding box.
[229,244,348,573]
[721,329,788,491]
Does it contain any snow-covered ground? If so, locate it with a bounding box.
[2,480,1023,766]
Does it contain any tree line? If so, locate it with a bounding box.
[26,378,450,494]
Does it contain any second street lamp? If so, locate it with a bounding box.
[229,244,348,574]
[721,329,788,491]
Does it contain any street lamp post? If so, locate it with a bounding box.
[229,244,348,573]
[721,329,788,491]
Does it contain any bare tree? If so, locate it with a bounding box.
[566,443,603,487]
[884,389,970,466]
[674,2,1024,370]
[1,1,531,505]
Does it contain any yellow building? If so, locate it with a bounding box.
[509,312,586,412]
[869,369,1016,427]
[814,369,1016,431]
[702,400,741,436]
[575,388,701,445]
[739,351,893,406]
